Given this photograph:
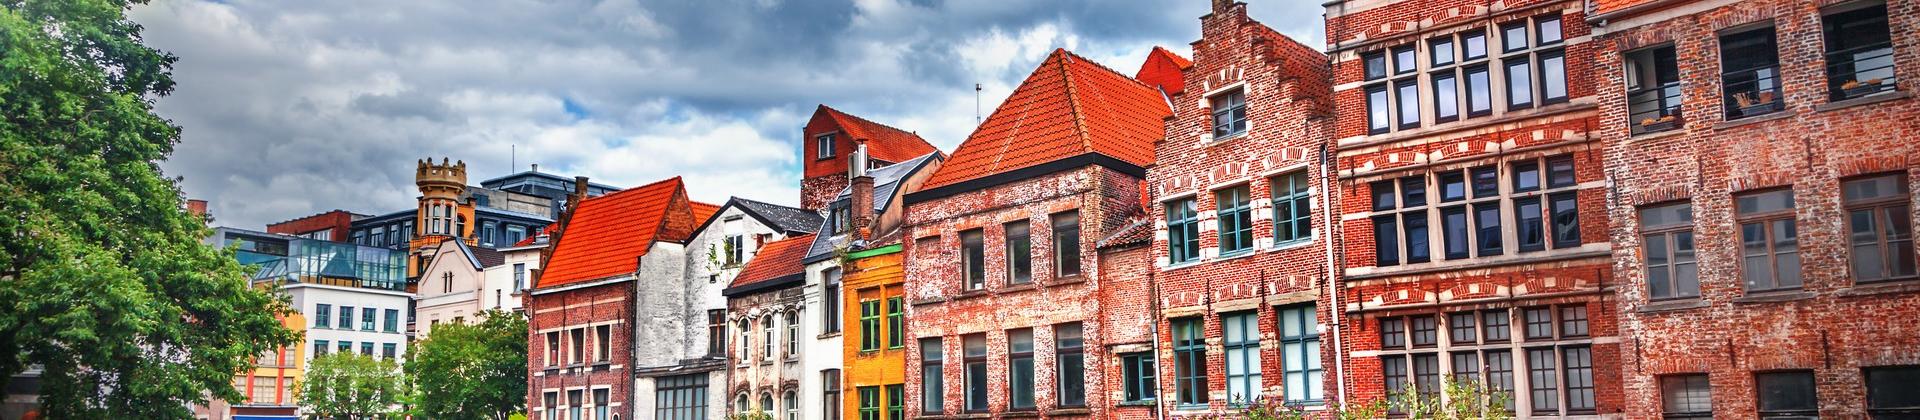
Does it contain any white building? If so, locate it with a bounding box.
[211,227,412,362]
[674,197,820,418]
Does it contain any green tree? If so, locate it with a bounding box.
[0,0,299,418]
[408,310,528,420]
[301,353,405,419]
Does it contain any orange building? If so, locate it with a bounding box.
[840,244,906,420]
[195,313,307,420]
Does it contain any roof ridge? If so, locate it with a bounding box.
[582,176,682,205]
[1060,48,1157,91]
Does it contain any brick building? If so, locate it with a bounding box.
[1324,0,1622,416]
[901,48,1168,419]
[800,105,942,212]
[1144,1,1338,416]
[721,234,816,419]
[267,209,361,242]
[1588,0,1920,417]
[527,176,715,420]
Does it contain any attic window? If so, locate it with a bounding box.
[831,201,853,235]
[1210,88,1247,139]
[817,134,836,159]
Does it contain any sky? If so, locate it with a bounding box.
[133,0,1325,229]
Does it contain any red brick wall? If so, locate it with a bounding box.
[902,164,1144,419]
[526,281,634,418]
[1145,1,1340,415]
[803,173,849,212]
[1096,243,1156,420]
[267,210,356,242]
[1595,0,1920,417]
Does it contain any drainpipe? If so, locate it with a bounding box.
[1317,124,1349,407]
[1148,265,1165,420]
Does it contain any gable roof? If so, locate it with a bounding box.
[440,238,507,269]
[817,105,942,164]
[722,234,815,297]
[537,177,690,288]
[691,197,826,238]
[914,49,1171,196]
[1135,46,1192,95]
[691,201,721,228]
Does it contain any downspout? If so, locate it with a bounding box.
[1317,122,1349,407]
[1148,264,1165,420]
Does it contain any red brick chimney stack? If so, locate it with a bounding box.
[1212,0,1236,14]
[186,199,209,218]
[849,142,874,240]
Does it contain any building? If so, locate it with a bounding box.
[799,105,943,211]
[526,176,714,420]
[413,238,508,337]
[801,149,941,420]
[721,234,816,418]
[901,48,1169,419]
[267,210,361,242]
[1588,0,1920,416]
[1143,1,1338,416]
[346,161,619,281]
[193,313,308,420]
[1323,0,1621,415]
[483,232,551,316]
[670,196,820,418]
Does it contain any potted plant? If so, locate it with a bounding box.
[1842,78,1886,98]
[1734,90,1779,117]
[1639,114,1681,132]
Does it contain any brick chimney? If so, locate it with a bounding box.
[849,142,874,240]
[186,199,208,218]
[1213,0,1235,13]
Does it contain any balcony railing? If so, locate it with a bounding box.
[1826,41,1897,100]
[1722,64,1783,119]
[1628,81,1683,135]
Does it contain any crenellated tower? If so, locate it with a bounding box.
[410,157,476,279]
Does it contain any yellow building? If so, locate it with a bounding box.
[841,245,905,420]
[198,313,306,420]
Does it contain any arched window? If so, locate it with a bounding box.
[759,392,773,413]
[783,391,798,420]
[735,394,749,414]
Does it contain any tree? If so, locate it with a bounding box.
[300,353,406,419]
[0,1,299,418]
[408,310,528,420]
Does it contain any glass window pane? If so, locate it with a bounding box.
[1467,65,1492,114]
[1507,60,1534,107]
[1435,72,1459,120]
[1432,37,1455,66]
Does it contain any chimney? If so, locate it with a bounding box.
[186,199,208,218]
[849,143,875,239]
[574,176,590,202]
[531,163,539,173]
[1212,0,1235,13]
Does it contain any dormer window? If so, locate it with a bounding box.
[831,201,853,235]
[817,134,836,159]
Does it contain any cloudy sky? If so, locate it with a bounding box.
[133,0,1324,228]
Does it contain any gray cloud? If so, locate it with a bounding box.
[135,0,1323,228]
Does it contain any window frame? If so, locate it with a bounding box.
[1005,220,1032,285]
[1661,374,1714,419]
[961,229,985,290]
[920,338,945,414]
[1172,317,1209,407]
[817,133,835,159]
[1056,322,1086,408]
[1821,2,1898,101]
[1221,311,1263,405]
[1122,352,1158,403]
[1167,198,1202,264]
[963,333,988,412]
[859,298,881,352]
[1278,302,1323,404]
[886,297,903,349]
[1754,370,1819,418]
[1052,211,1082,277]
[1719,25,1786,119]
[1736,188,1802,292]
[1641,202,1700,300]
[1842,173,1916,283]
[1217,185,1256,256]
[1007,328,1036,410]
[1271,171,1314,245]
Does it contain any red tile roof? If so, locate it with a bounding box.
[921,48,1172,190]
[1135,46,1192,95]
[538,177,690,288]
[691,201,721,228]
[726,234,816,291]
[804,105,943,178]
[512,224,554,247]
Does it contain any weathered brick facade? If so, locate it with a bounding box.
[527,282,635,420]
[1591,0,1920,417]
[1326,0,1623,415]
[1145,1,1341,416]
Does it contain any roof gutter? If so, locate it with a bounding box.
[720,273,806,297]
[903,153,1145,205]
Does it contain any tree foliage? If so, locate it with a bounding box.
[300,353,406,419]
[408,310,528,420]
[0,0,299,418]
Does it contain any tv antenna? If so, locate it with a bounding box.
[974,83,983,125]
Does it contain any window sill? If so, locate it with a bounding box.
[1050,275,1088,286]
[1628,127,1687,142]
[1206,132,1251,147]
[1837,278,1920,297]
[816,332,842,339]
[1045,407,1090,416]
[1815,90,1908,113]
[1267,239,1314,253]
[1001,410,1040,418]
[1115,400,1157,407]
[1732,290,1814,304]
[1638,299,1707,313]
[1000,283,1037,294]
[953,289,989,301]
[1711,109,1795,130]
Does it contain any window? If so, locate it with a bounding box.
[1383,356,1409,414]
[1528,348,1559,414]
[1363,42,1427,133]
[545,332,559,367]
[1565,346,1595,412]
[1505,53,1534,108]
[886,297,903,349]
[1396,79,1421,129]
[481,222,496,246]
[1412,353,1441,402]
[964,334,987,412]
[1409,315,1437,347]
[760,393,773,414]
[832,202,853,235]
[1560,305,1588,337]
[1381,317,1406,349]
[1057,322,1085,407]
[1272,171,1313,244]
[314,340,328,356]
[337,340,350,355]
[961,230,985,290]
[1625,45,1684,135]
[1483,310,1511,342]
[382,343,396,359]
[1370,176,1432,266]
[762,315,775,360]
[788,311,801,356]
[1867,366,1920,417]
[860,299,881,351]
[1466,64,1493,117]
[784,391,798,420]
[544,392,558,420]
[738,320,751,362]
[921,338,944,414]
[1212,89,1248,138]
[1122,352,1157,402]
[339,306,353,330]
[1452,352,1480,385]
[1173,317,1208,406]
[384,309,399,333]
[1524,307,1554,340]
[858,386,879,420]
[1052,211,1081,277]
[1450,312,1477,344]
[708,309,726,357]
[1642,202,1701,300]
[1757,371,1817,418]
[361,342,374,355]
[1434,71,1460,122]
[1549,198,1581,249]
[1218,185,1255,255]
[1364,51,1388,81]
[1486,350,1516,396]
[1722,27,1784,119]
[817,134,835,159]
[595,325,610,362]
[724,223,744,266]
[886,385,903,420]
[1824,3,1897,100]
[1393,45,1417,75]
[823,370,842,420]
[1662,374,1712,419]
[1845,174,1916,282]
[1738,189,1801,291]
[1222,312,1262,405]
[1008,328,1035,410]
[314,304,331,328]
[570,328,585,364]
[1279,303,1322,403]
[823,268,842,333]
[1366,85,1392,134]
[1005,221,1031,284]
[513,263,527,290]
[1167,199,1200,264]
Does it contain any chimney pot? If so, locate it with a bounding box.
[531,163,539,173]
[574,176,590,199]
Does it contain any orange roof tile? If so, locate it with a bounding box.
[804,106,943,178]
[725,234,816,293]
[691,201,721,228]
[1135,46,1192,95]
[920,48,1172,190]
[538,177,689,288]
